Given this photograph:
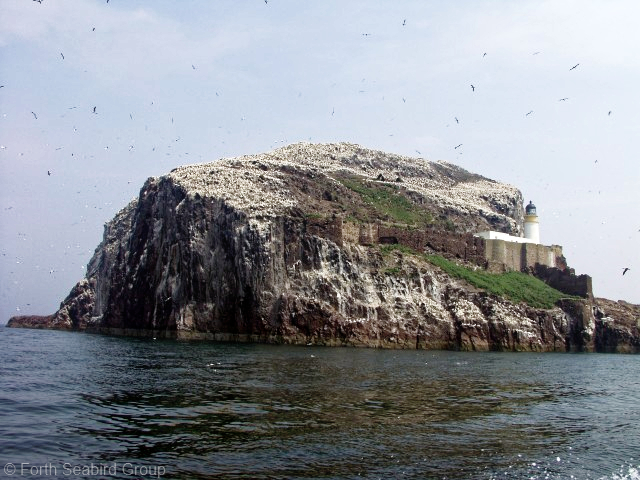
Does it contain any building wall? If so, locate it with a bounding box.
[483,238,562,273]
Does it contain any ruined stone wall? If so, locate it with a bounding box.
[327,220,485,264]
[375,225,486,264]
[306,216,344,247]
[531,264,593,298]
[341,220,360,245]
[359,223,377,246]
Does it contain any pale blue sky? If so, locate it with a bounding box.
[1,0,638,322]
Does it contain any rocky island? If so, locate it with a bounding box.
[8,143,640,352]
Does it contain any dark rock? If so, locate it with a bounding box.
[7,315,57,329]
[7,143,639,352]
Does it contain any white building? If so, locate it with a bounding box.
[523,201,540,244]
[476,200,540,245]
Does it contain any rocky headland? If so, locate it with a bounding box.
[7,143,640,352]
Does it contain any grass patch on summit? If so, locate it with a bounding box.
[426,255,573,309]
[338,177,433,226]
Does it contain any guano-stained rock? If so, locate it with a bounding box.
[7,143,639,352]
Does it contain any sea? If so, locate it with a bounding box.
[0,328,638,480]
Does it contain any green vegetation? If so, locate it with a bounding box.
[379,243,418,256]
[426,255,573,309]
[338,177,433,226]
[441,218,456,232]
[382,266,402,276]
[377,240,570,308]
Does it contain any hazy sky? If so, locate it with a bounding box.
[1,0,638,323]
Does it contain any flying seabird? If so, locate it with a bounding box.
[47,170,51,176]
[60,53,64,60]
[31,111,37,119]
[192,64,196,69]
[608,111,612,116]
[454,144,462,149]
[526,110,533,116]
[455,117,459,124]
[470,84,475,91]
[402,19,406,26]
[559,98,568,101]
[569,63,579,70]
[622,267,630,275]
[483,52,487,57]
[92,106,97,114]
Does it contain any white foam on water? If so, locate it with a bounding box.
[604,465,640,480]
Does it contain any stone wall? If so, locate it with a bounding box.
[306,215,344,247]
[484,239,591,298]
[484,239,523,273]
[308,217,486,264]
[524,243,562,270]
[530,264,593,299]
[484,239,562,272]
[377,225,486,264]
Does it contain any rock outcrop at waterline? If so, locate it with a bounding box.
[7,143,640,352]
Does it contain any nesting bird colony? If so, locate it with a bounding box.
[167,142,521,231]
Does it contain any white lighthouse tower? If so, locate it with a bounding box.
[524,201,540,244]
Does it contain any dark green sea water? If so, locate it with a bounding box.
[0,327,638,479]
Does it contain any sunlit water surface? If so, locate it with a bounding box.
[0,328,638,479]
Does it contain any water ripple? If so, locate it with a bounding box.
[1,329,639,479]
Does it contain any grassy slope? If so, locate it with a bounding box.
[427,255,573,309]
[380,245,571,309]
[338,177,433,226]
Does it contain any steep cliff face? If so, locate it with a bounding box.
[8,143,639,352]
